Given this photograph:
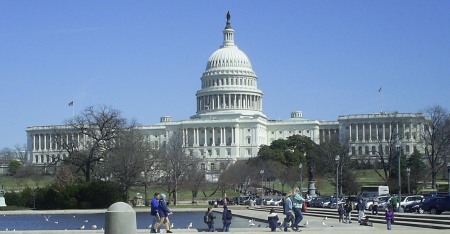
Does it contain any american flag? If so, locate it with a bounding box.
[68,101,74,106]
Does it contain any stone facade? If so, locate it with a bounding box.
[25,14,426,180]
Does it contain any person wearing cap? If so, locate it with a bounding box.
[150,193,160,233]
[154,193,173,233]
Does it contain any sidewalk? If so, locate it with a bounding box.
[0,207,447,234]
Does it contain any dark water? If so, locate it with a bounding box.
[0,212,267,231]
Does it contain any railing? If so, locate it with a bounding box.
[250,206,450,229]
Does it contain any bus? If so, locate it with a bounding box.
[361,186,390,198]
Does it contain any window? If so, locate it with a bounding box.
[211,163,215,170]
[201,163,206,170]
[247,137,251,144]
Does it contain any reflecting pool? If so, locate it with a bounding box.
[0,211,266,231]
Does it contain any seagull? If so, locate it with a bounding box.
[80,225,85,230]
[148,224,152,229]
[85,220,89,223]
[91,225,97,229]
[305,221,309,227]
[323,216,328,220]
[249,219,256,226]
[54,221,59,224]
[187,222,193,229]
[44,215,51,221]
[322,221,327,226]
[171,223,174,229]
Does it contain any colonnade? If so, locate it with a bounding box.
[182,125,240,147]
[197,93,262,111]
[347,122,422,142]
[320,129,339,143]
[31,132,85,151]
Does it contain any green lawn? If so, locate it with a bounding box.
[0,175,54,192]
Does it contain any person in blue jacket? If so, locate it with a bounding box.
[222,204,232,232]
[150,193,160,233]
[154,194,173,233]
[268,208,279,232]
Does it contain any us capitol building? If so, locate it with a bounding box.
[25,13,426,179]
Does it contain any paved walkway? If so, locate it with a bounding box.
[0,207,447,234]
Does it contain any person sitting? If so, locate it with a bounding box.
[360,216,373,227]
[268,208,279,232]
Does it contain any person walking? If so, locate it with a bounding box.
[150,193,160,233]
[385,204,394,230]
[292,188,305,231]
[356,194,365,223]
[344,199,353,224]
[205,207,216,232]
[337,203,344,223]
[372,197,379,215]
[154,194,173,233]
[282,194,295,232]
[222,204,232,232]
[268,208,279,232]
[390,196,398,212]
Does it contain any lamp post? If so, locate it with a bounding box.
[260,169,264,197]
[396,142,402,212]
[335,155,340,205]
[447,163,450,194]
[406,167,411,195]
[299,163,303,193]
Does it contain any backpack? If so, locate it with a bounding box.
[301,202,307,212]
[204,212,210,223]
[226,210,232,220]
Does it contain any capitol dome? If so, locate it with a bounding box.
[194,12,265,119]
[206,46,253,71]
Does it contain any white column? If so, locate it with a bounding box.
[204,128,208,146]
[44,134,47,150]
[369,124,372,141]
[231,127,235,145]
[349,124,352,141]
[33,134,36,151]
[362,124,365,142]
[212,128,215,146]
[224,127,227,145]
[389,123,392,140]
[383,123,386,141]
[356,124,359,141]
[220,127,224,146]
[376,124,379,141]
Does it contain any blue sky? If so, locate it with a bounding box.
[1,0,449,149]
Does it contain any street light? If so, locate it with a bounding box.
[299,163,303,193]
[396,142,402,212]
[447,163,450,194]
[335,155,340,205]
[260,169,264,197]
[406,167,411,195]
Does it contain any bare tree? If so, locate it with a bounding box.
[182,164,206,203]
[60,105,127,182]
[54,164,77,189]
[14,144,28,164]
[421,106,450,189]
[155,131,199,205]
[0,147,15,163]
[105,126,148,201]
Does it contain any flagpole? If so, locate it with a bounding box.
[378,86,384,113]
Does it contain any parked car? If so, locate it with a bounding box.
[400,195,424,209]
[365,195,390,210]
[404,198,424,213]
[417,196,450,214]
